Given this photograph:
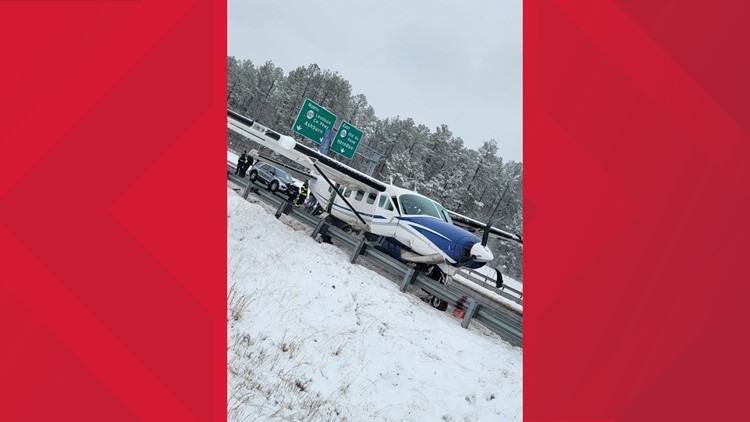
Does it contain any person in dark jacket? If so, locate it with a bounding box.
[495,268,504,289]
[240,154,253,177]
[235,151,247,175]
[295,180,309,208]
[241,154,253,177]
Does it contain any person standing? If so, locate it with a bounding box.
[295,180,309,208]
[239,153,252,177]
[235,151,247,175]
[495,268,504,289]
[242,153,253,177]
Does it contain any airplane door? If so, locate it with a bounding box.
[370,194,398,237]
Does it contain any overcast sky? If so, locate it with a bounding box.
[228,0,523,163]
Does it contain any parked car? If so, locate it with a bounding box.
[247,161,298,200]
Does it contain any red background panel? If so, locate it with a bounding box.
[526,0,750,421]
[2,0,749,420]
[0,1,226,421]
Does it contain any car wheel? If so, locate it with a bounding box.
[269,180,279,192]
[248,170,258,181]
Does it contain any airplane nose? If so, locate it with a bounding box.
[470,243,494,262]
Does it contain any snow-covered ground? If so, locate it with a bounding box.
[227,187,522,421]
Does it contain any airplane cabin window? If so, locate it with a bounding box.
[343,188,352,198]
[366,192,377,205]
[378,195,394,211]
[355,190,364,201]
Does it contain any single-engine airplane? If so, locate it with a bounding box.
[228,109,522,310]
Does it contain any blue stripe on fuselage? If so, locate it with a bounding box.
[397,216,481,263]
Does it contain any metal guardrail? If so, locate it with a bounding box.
[458,269,523,305]
[228,169,523,347]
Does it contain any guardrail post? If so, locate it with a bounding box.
[461,298,479,329]
[275,201,292,219]
[350,238,367,263]
[311,219,329,239]
[400,268,418,292]
[241,179,254,199]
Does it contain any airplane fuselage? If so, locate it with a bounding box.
[309,178,493,272]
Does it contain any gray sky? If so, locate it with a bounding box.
[228,0,522,163]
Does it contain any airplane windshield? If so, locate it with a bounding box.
[398,194,441,218]
[433,201,453,223]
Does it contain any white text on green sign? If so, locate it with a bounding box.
[291,99,337,143]
[331,121,364,159]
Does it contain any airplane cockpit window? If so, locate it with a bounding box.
[432,201,453,223]
[440,209,452,223]
[399,194,441,218]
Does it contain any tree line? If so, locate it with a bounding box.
[228,57,523,281]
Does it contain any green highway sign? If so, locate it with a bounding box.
[331,121,363,160]
[291,99,337,143]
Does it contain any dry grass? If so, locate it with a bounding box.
[227,304,360,422]
[228,283,251,322]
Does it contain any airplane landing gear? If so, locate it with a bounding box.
[425,265,448,311]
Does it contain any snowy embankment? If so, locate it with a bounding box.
[227,188,522,421]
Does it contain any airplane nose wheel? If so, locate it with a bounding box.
[425,266,449,311]
[430,294,448,311]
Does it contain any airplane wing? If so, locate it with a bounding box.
[228,109,387,194]
[447,210,523,245]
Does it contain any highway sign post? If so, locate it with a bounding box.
[331,121,363,160]
[291,99,337,143]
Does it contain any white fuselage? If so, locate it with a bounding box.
[308,177,494,270]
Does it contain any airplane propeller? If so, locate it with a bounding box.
[481,220,492,247]
[460,220,495,266]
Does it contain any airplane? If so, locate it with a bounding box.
[228,109,522,310]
